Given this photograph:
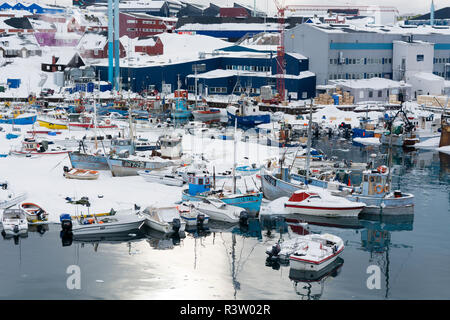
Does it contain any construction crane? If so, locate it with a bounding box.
[273,0,286,103]
[272,1,307,103]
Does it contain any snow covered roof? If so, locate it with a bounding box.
[178,23,279,31]
[412,72,445,82]
[186,69,315,80]
[77,32,107,50]
[0,33,39,50]
[304,23,450,35]
[331,77,412,90]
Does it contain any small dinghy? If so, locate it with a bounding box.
[177,202,209,227]
[137,169,184,187]
[19,202,49,224]
[288,234,344,271]
[63,166,99,180]
[1,208,28,236]
[140,206,186,235]
[285,190,366,217]
[59,209,146,236]
[191,197,248,224]
[0,181,27,209]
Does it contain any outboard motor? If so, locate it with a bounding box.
[172,218,181,233]
[239,211,249,226]
[267,243,281,258]
[60,213,72,232]
[13,225,19,234]
[196,213,206,229]
[63,166,70,173]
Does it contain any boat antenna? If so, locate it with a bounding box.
[233,117,237,194]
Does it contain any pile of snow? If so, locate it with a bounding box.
[353,137,381,145]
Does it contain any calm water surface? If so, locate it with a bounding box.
[0,138,449,300]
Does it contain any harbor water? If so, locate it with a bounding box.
[0,137,449,300]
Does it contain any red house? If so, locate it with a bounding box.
[76,31,125,59]
[119,12,176,39]
[134,36,163,56]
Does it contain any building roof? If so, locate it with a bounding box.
[297,22,450,35]
[77,31,108,50]
[331,77,412,90]
[409,7,450,20]
[0,33,39,50]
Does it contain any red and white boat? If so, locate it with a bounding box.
[19,202,49,224]
[289,233,344,271]
[10,138,70,156]
[192,104,221,123]
[285,190,365,217]
[69,113,117,130]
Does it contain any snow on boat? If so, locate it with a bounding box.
[137,169,184,186]
[192,105,221,123]
[19,202,49,224]
[177,202,209,227]
[191,197,248,224]
[10,137,69,156]
[63,166,99,180]
[0,182,27,209]
[236,164,261,175]
[59,210,146,236]
[288,234,344,271]
[285,190,365,217]
[1,208,28,236]
[140,206,186,235]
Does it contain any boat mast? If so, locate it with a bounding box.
[94,74,100,151]
[233,117,237,194]
[305,101,313,185]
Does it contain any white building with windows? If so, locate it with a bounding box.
[285,23,450,86]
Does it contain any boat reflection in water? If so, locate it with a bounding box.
[359,213,414,298]
[143,225,186,249]
[289,257,344,300]
[64,228,147,252]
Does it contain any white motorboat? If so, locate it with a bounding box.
[140,206,186,234]
[1,208,28,236]
[191,197,247,223]
[0,181,27,209]
[137,169,184,187]
[177,202,209,227]
[285,190,365,217]
[60,209,146,236]
[288,234,344,271]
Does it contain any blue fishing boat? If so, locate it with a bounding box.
[171,98,191,121]
[181,175,263,215]
[226,98,270,128]
[236,165,261,175]
[0,113,37,125]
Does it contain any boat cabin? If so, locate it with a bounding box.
[110,138,134,155]
[158,135,182,159]
[235,98,260,116]
[287,191,320,203]
[360,166,389,197]
[186,175,211,196]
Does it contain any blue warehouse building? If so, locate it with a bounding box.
[95,45,316,100]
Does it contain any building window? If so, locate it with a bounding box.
[369,91,373,98]
[302,92,307,99]
[330,59,333,65]
[378,90,382,98]
[127,20,137,24]
[417,55,424,62]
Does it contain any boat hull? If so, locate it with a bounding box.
[347,193,414,214]
[0,115,36,125]
[144,219,186,234]
[290,248,343,271]
[38,119,68,130]
[284,204,364,217]
[227,111,270,128]
[107,158,173,177]
[182,190,262,215]
[192,111,221,122]
[68,152,109,170]
[72,219,145,235]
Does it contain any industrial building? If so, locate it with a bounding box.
[285,23,450,87]
[94,45,316,100]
